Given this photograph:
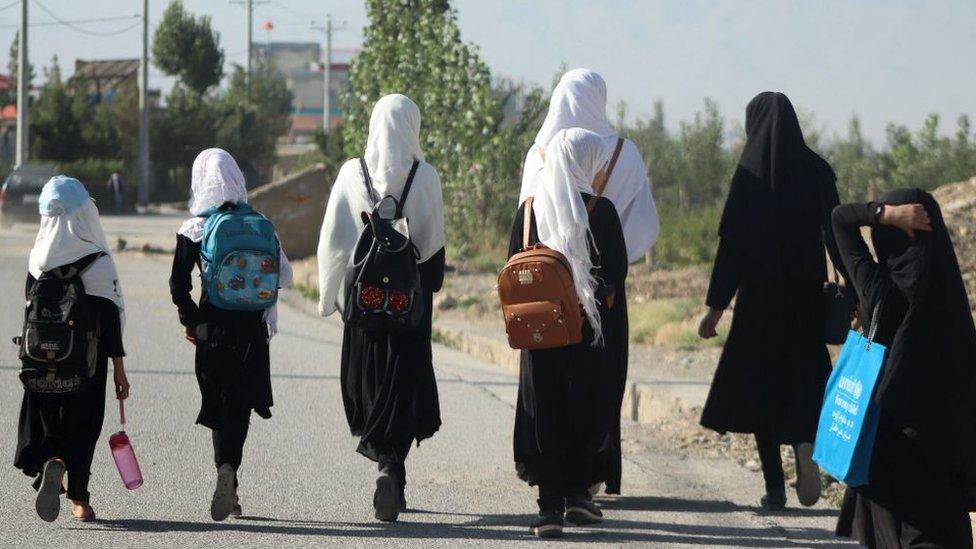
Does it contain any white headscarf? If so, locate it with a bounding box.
[178,148,292,337]
[28,176,125,331]
[534,128,608,345]
[178,148,249,242]
[317,94,445,317]
[520,69,660,263]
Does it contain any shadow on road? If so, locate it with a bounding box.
[71,504,851,547]
[600,495,840,517]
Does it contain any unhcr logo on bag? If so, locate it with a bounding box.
[838,376,863,399]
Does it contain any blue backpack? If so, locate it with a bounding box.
[199,203,281,311]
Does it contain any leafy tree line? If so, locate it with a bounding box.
[2,0,292,203]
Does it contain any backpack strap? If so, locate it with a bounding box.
[586,137,625,213]
[522,197,535,250]
[52,252,106,280]
[358,158,379,205]
[394,161,421,219]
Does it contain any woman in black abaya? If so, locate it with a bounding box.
[831,189,976,548]
[698,92,845,509]
[316,94,445,523]
[510,128,629,538]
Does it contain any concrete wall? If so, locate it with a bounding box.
[249,163,329,260]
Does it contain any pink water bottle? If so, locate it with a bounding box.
[108,399,144,490]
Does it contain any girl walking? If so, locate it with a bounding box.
[170,148,292,521]
[832,190,976,547]
[510,128,629,538]
[316,94,445,523]
[520,68,659,497]
[698,92,845,509]
[15,176,129,522]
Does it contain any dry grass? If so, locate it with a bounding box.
[629,298,729,349]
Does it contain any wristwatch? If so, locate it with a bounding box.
[873,203,886,224]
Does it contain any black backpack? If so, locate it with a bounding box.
[15,252,104,393]
[342,158,425,333]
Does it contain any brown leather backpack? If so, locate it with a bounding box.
[497,138,624,350]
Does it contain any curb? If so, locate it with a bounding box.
[431,317,691,425]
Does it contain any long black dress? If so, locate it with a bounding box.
[15,275,125,503]
[170,234,273,470]
[832,191,976,548]
[341,247,445,476]
[700,92,844,446]
[509,194,629,498]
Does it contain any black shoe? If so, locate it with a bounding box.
[793,442,821,507]
[36,459,65,523]
[373,469,400,522]
[565,496,603,526]
[530,511,564,538]
[398,485,407,512]
[760,490,787,510]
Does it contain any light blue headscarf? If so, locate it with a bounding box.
[38,175,92,216]
[28,175,125,329]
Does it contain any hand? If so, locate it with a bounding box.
[698,308,724,339]
[881,203,932,239]
[184,325,197,345]
[113,364,130,400]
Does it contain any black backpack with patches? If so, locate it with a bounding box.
[15,252,104,393]
[342,158,425,333]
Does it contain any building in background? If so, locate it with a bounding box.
[72,59,139,102]
[253,42,352,141]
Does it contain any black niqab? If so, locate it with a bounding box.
[868,189,976,456]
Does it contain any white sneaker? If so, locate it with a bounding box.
[210,464,236,521]
[794,442,821,507]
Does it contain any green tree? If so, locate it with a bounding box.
[675,98,734,208]
[825,115,884,201]
[215,64,293,183]
[4,31,35,106]
[152,1,224,95]
[342,0,502,252]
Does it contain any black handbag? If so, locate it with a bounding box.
[823,260,854,345]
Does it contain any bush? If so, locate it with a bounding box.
[654,205,721,269]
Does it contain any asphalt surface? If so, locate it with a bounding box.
[0,215,853,548]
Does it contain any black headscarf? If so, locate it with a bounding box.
[869,189,976,461]
[718,92,838,272]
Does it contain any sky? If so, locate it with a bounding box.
[1,0,974,144]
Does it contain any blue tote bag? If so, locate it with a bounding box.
[813,304,887,487]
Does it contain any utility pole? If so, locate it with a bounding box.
[313,14,346,133]
[231,0,267,94]
[137,0,150,207]
[15,0,28,167]
[245,0,252,90]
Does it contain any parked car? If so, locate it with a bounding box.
[0,164,58,227]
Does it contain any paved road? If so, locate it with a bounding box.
[0,216,852,548]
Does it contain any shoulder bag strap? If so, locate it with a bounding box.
[358,158,379,206]
[394,161,421,219]
[587,137,625,213]
[522,197,535,250]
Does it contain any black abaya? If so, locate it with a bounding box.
[341,247,445,466]
[509,194,629,495]
[14,276,125,503]
[700,92,844,445]
[170,234,274,430]
[831,192,976,548]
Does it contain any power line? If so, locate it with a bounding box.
[30,0,141,36]
[0,0,19,13]
[0,14,140,31]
